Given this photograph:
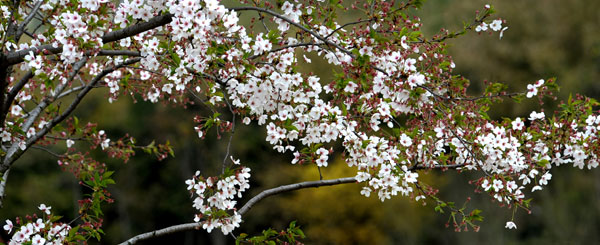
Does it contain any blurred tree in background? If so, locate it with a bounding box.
[1,0,599,244]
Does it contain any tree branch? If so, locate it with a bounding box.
[0,58,88,206]
[231,6,398,77]
[238,177,356,215]
[324,18,373,40]
[21,59,87,134]
[118,223,202,245]
[221,90,236,174]
[5,14,172,66]
[0,169,9,208]
[1,58,142,171]
[97,50,141,57]
[119,177,357,244]
[232,7,354,57]
[1,58,84,170]
[102,14,173,43]
[3,70,33,117]
[248,42,326,60]
[0,53,9,128]
[0,57,140,207]
[15,0,43,40]
[411,163,465,171]
[30,145,62,158]
[4,44,60,66]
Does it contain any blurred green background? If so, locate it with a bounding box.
[2,0,600,244]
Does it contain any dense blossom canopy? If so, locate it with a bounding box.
[0,0,598,243]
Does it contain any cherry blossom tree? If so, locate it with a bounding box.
[0,0,598,243]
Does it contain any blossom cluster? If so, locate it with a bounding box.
[526,79,545,98]
[185,159,250,235]
[475,19,504,33]
[4,204,71,244]
[471,107,599,207]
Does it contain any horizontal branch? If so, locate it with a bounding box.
[30,145,62,158]
[97,50,141,57]
[4,14,172,66]
[102,14,173,43]
[119,177,357,244]
[5,44,58,66]
[411,163,465,171]
[238,177,356,215]
[248,42,326,60]
[118,223,201,245]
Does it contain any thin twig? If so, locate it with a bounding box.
[324,19,373,40]
[31,145,62,158]
[412,163,465,170]
[248,42,326,60]
[232,7,354,57]
[221,89,236,174]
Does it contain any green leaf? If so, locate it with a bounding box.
[537,159,550,168]
[170,52,181,66]
[266,29,280,43]
[235,233,248,245]
[102,171,114,178]
[470,209,484,221]
[413,0,424,9]
[263,228,278,237]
